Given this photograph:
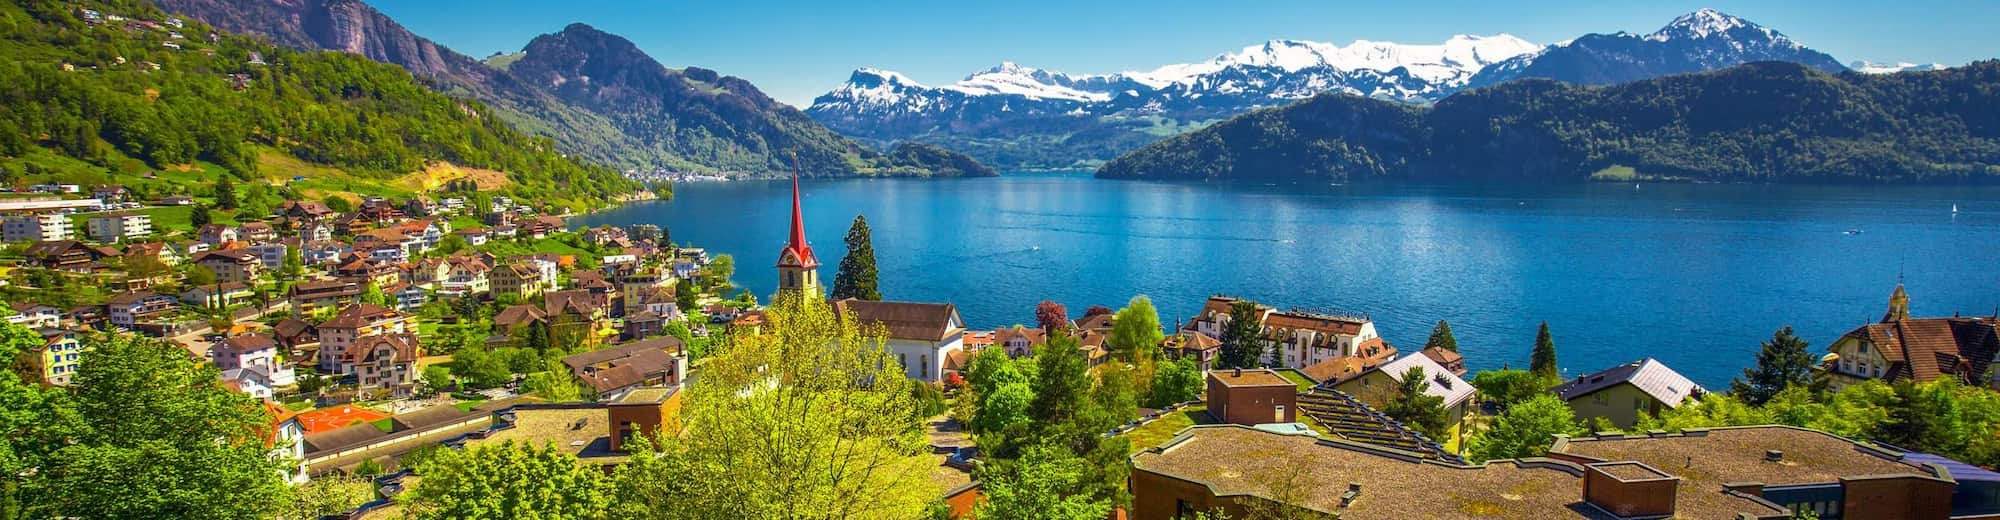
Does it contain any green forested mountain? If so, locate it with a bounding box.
[1098,61,2000,183]
[0,0,643,209]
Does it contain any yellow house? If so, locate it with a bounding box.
[28,329,86,386]
[1824,284,1998,390]
[1331,353,1475,441]
[1552,358,1704,429]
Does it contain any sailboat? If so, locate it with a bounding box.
[1953,204,1959,214]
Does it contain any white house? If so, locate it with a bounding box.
[832,299,965,383]
[3,213,73,243]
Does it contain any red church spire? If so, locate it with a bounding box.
[779,153,818,269]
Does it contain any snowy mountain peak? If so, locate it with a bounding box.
[1850,61,1948,74]
[849,67,926,88]
[1647,8,1785,43]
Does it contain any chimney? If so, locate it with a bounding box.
[1583,462,1678,519]
[1339,482,1362,508]
[1233,368,1242,377]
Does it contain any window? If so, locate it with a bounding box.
[921,355,929,378]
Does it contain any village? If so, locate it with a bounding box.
[3,172,1998,520]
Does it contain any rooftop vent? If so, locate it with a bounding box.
[1765,450,1784,462]
[1339,482,1361,508]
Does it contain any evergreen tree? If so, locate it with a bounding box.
[1217,300,1267,369]
[1530,321,1559,380]
[213,176,238,210]
[1729,326,1815,406]
[189,203,212,228]
[1382,366,1451,440]
[1425,319,1459,352]
[830,215,881,301]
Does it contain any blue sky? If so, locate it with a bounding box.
[372,0,1997,107]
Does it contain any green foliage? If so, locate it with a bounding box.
[1469,369,1553,411]
[1530,321,1559,380]
[360,281,387,306]
[522,360,587,402]
[1147,356,1204,407]
[402,441,610,520]
[189,203,213,228]
[1634,392,1773,432]
[1217,300,1266,369]
[353,457,384,477]
[19,332,290,518]
[1101,62,2000,183]
[0,3,640,209]
[447,347,512,389]
[1109,295,1165,363]
[322,194,353,213]
[830,214,881,301]
[1730,326,1816,406]
[280,474,377,520]
[973,445,1114,520]
[1382,366,1451,440]
[1469,394,1584,462]
[1425,319,1459,352]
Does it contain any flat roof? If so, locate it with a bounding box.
[1554,426,1930,517]
[615,386,677,405]
[1132,425,1783,519]
[471,407,625,463]
[1207,369,1293,388]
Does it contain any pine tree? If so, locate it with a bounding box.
[1729,326,1815,406]
[1218,300,1267,369]
[830,215,881,301]
[1530,321,1559,380]
[214,176,238,210]
[1425,320,1459,352]
[1382,366,1450,439]
[190,203,213,228]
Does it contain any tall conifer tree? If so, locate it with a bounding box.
[831,215,880,300]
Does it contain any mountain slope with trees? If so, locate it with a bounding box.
[1099,61,2000,183]
[0,0,643,209]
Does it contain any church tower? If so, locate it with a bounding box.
[1882,283,1910,322]
[776,172,821,297]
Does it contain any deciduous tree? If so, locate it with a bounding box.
[1109,296,1164,362]
[1469,369,1551,411]
[1147,357,1203,407]
[974,445,1114,520]
[1469,394,1583,462]
[1035,300,1069,333]
[401,441,610,519]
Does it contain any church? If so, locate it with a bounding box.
[773,172,966,383]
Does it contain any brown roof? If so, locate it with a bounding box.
[1132,425,1786,519]
[493,304,547,328]
[543,290,599,317]
[1842,317,1999,383]
[1552,426,1934,518]
[1207,368,1293,388]
[832,299,964,342]
[388,405,476,432]
[563,337,685,393]
[992,326,1045,348]
[1177,332,1221,352]
[302,423,388,454]
[216,334,276,353]
[341,333,420,365]
[1299,357,1370,384]
[273,318,315,340]
[194,249,258,263]
[319,304,404,329]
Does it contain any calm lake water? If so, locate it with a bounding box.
[572,173,2000,388]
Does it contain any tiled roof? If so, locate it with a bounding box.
[1844,317,1999,383]
[1552,358,1703,408]
[342,333,420,364]
[217,334,276,353]
[319,304,402,329]
[1299,357,1371,384]
[832,299,964,342]
[493,304,547,328]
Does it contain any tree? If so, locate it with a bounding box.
[422,365,455,394]
[1029,334,1092,433]
[322,194,353,213]
[523,361,587,402]
[279,474,377,520]
[1469,394,1583,462]
[1529,321,1559,380]
[608,292,936,518]
[1217,300,1267,369]
[281,245,304,280]
[214,176,238,210]
[185,264,219,288]
[401,441,610,520]
[674,282,699,314]
[190,203,213,228]
[1425,319,1459,352]
[1730,326,1815,406]
[1634,393,1773,433]
[437,234,468,255]
[0,323,57,516]
[830,214,881,301]
[974,445,1114,520]
[704,254,735,292]
[1382,366,1450,440]
[1035,300,1069,333]
[22,334,290,518]
[1148,357,1204,407]
[360,281,388,306]
[1470,369,1551,411]
[448,348,512,389]
[1109,296,1164,362]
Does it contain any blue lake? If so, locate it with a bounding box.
[572,173,2000,388]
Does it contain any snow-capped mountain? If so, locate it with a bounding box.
[1849,61,1948,74]
[1463,8,1846,89]
[808,9,1873,171]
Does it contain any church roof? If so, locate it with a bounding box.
[777,173,818,269]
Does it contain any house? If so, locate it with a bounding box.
[197,223,239,245]
[27,240,119,273]
[272,317,318,350]
[1183,296,1396,369]
[1128,424,1802,520]
[832,299,966,383]
[3,213,73,243]
[492,304,548,335]
[344,333,422,398]
[86,213,152,242]
[212,335,295,399]
[630,285,680,321]
[1206,368,1298,425]
[92,185,129,202]
[297,220,334,243]
[1332,352,1475,440]
[180,281,255,308]
[237,221,277,241]
[24,329,85,386]
[123,241,181,266]
[332,256,401,287]
[1419,346,1467,377]
[437,256,491,299]
[1549,426,1995,519]
[7,302,63,329]
[356,240,410,264]
[106,291,178,329]
[1552,358,1704,429]
[545,290,608,350]
[1825,284,1998,389]
[316,304,417,374]
[490,262,545,300]
[262,402,308,484]
[623,310,663,341]
[278,200,335,220]
[299,240,349,265]
[246,241,289,269]
[159,195,194,206]
[388,282,426,310]
[562,336,688,398]
[288,279,361,314]
[452,227,489,246]
[508,254,563,290]
[992,325,1045,358]
[194,249,262,284]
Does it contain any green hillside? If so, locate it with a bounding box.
[0,0,643,210]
